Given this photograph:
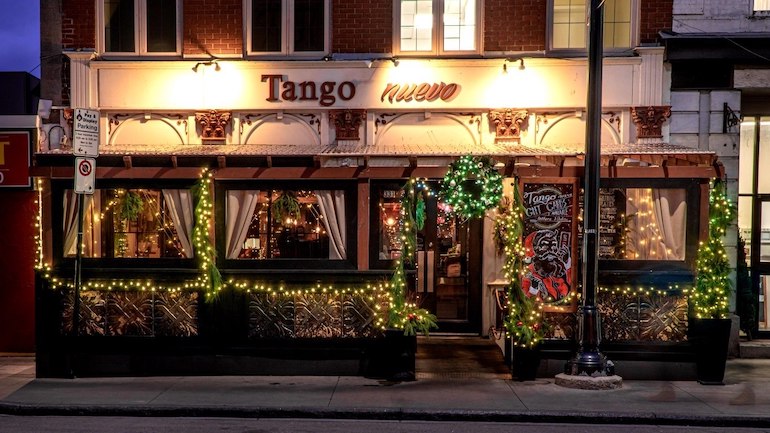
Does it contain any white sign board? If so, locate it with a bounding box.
[73,108,100,157]
[74,157,96,194]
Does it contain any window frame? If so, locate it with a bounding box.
[393,0,483,57]
[215,180,357,271]
[243,0,330,58]
[547,0,640,55]
[51,179,198,271]
[96,0,183,57]
[596,178,701,286]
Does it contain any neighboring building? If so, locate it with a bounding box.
[0,72,40,353]
[35,0,720,378]
[666,0,770,338]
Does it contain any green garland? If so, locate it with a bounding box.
[388,178,438,336]
[496,180,547,348]
[192,169,223,300]
[440,155,503,220]
[691,180,735,319]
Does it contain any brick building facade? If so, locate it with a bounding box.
[34,0,720,379]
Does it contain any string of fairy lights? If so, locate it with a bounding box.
[32,159,730,335]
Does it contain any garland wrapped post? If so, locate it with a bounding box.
[388,178,438,336]
[496,180,547,348]
[441,155,503,220]
[691,180,735,319]
[192,169,223,300]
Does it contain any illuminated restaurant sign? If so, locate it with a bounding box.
[260,75,461,106]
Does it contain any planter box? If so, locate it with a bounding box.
[688,318,731,385]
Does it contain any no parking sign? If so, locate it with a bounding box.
[74,157,96,194]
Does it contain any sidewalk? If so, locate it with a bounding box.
[3,354,770,427]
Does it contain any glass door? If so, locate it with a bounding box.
[740,117,770,337]
[372,182,482,333]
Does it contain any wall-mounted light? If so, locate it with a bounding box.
[391,57,400,67]
[192,59,221,72]
[505,57,525,71]
[365,60,373,69]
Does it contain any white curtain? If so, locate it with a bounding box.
[225,190,260,259]
[315,190,347,260]
[652,189,687,260]
[625,188,686,260]
[162,189,195,258]
[63,191,93,257]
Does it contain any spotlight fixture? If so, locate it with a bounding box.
[365,60,373,69]
[192,59,221,72]
[391,57,399,67]
[502,63,508,74]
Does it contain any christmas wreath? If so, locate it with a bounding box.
[440,155,503,220]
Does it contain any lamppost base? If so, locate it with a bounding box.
[555,372,623,390]
[565,351,615,376]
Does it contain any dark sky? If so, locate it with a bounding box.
[0,1,40,77]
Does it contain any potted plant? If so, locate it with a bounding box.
[505,287,547,381]
[688,180,735,385]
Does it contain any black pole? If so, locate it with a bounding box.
[73,193,84,337]
[567,0,612,376]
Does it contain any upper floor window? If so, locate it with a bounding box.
[244,0,329,56]
[549,0,638,52]
[98,0,181,55]
[395,0,482,55]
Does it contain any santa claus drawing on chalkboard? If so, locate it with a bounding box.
[522,229,571,301]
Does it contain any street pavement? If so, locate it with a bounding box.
[3,352,770,428]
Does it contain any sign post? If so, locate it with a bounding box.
[72,109,100,337]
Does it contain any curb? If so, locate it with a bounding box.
[2,403,770,428]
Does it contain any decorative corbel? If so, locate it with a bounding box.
[631,106,671,139]
[487,109,528,142]
[329,109,367,141]
[195,110,232,142]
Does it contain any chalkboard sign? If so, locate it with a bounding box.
[599,188,625,259]
[520,180,576,302]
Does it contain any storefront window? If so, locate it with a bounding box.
[63,188,192,259]
[396,0,480,55]
[226,189,345,260]
[550,0,636,51]
[246,0,328,55]
[599,188,687,261]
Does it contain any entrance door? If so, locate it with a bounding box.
[372,182,482,334]
[738,116,770,337]
[416,193,482,333]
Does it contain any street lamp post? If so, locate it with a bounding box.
[566,0,614,376]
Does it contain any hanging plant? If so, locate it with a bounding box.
[118,190,144,221]
[271,191,301,225]
[440,155,503,220]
